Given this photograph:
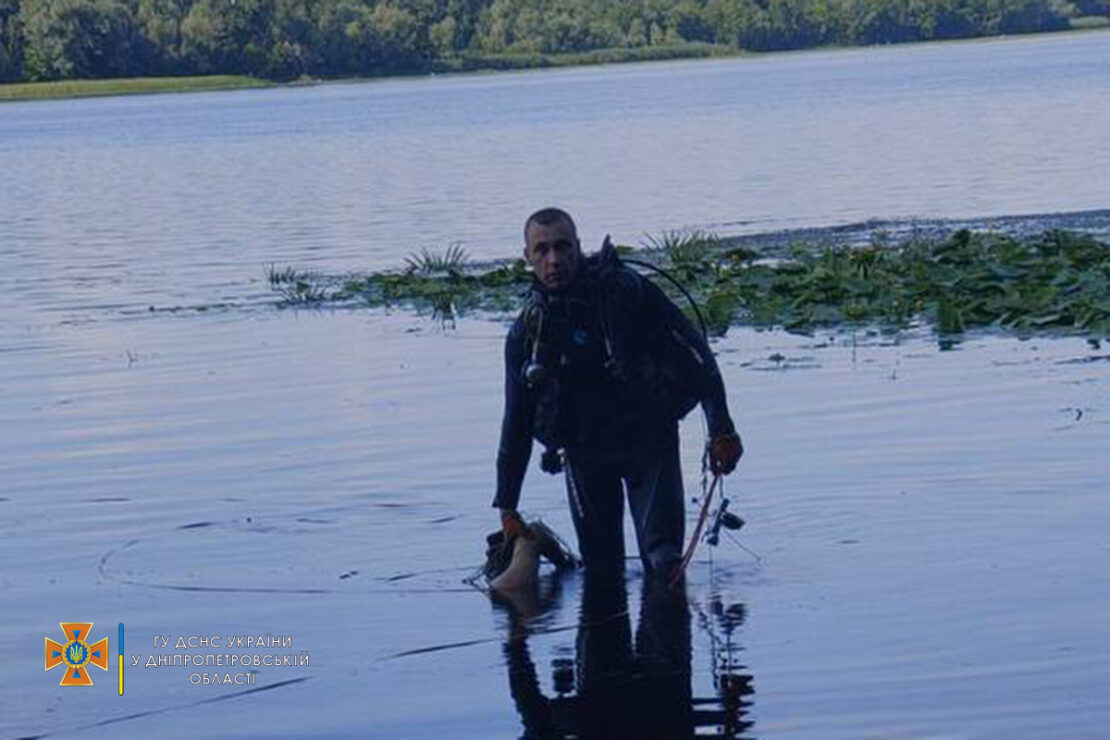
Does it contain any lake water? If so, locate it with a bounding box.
[2,30,1110,739]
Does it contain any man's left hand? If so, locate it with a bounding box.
[500,509,531,540]
[708,432,743,475]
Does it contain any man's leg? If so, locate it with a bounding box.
[564,453,625,575]
[625,438,685,574]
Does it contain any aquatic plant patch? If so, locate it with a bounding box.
[270,230,1110,338]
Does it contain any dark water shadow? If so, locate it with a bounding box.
[493,572,754,739]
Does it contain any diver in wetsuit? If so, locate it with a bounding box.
[493,207,743,575]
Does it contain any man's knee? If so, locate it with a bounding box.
[642,544,681,575]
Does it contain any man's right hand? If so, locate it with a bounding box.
[708,432,744,475]
[500,509,530,539]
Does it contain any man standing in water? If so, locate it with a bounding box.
[493,207,743,576]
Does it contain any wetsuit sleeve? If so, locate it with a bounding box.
[493,319,535,510]
[642,276,737,438]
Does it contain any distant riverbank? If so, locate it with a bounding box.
[0,43,737,102]
[0,75,277,102]
[2,22,1108,104]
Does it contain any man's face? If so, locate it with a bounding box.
[524,218,581,291]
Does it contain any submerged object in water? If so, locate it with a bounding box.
[484,519,578,591]
[489,534,541,590]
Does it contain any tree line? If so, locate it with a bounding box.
[2,0,1106,84]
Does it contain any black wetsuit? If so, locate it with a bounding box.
[493,259,736,573]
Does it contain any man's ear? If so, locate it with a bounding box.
[522,245,530,262]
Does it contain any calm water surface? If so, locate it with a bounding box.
[2,30,1109,316]
[2,30,1110,739]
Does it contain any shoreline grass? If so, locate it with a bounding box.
[0,75,277,103]
[432,42,733,73]
[0,45,728,103]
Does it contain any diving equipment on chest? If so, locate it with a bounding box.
[524,299,606,384]
[518,237,706,473]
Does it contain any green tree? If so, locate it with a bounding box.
[0,0,23,81]
[428,14,456,54]
[997,0,1070,32]
[2,0,1096,84]
[181,0,274,74]
[137,0,194,73]
[1072,0,1110,13]
[263,0,319,78]
[346,2,425,71]
[671,0,715,41]
[21,0,148,80]
[313,0,369,74]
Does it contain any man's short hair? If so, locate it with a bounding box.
[524,207,576,243]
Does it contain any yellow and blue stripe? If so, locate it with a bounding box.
[118,623,124,695]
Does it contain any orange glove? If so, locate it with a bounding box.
[708,432,743,475]
[500,509,531,540]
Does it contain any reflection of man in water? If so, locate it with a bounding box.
[493,207,743,576]
[501,575,691,738]
[495,575,753,739]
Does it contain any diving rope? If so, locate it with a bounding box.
[621,257,710,341]
[670,472,721,588]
